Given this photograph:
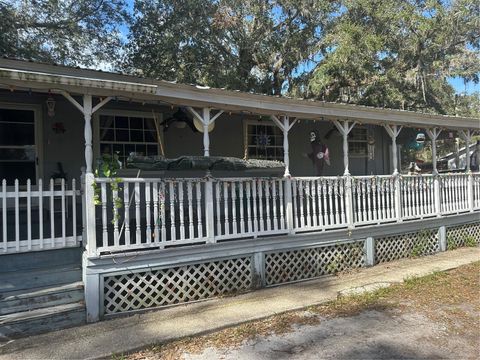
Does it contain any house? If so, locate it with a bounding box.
[0,58,479,337]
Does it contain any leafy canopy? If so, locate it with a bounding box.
[0,0,129,67]
[0,0,478,116]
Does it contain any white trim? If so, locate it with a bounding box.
[0,101,43,180]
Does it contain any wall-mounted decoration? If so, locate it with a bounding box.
[416,132,426,145]
[46,96,56,117]
[367,134,375,160]
[52,122,66,134]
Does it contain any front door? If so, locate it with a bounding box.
[0,107,39,184]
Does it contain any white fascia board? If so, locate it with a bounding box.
[0,66,479,130]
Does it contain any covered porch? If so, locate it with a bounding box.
[0,59,479,323]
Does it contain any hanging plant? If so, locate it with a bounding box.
[92,152,123,224]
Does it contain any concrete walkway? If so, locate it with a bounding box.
[1,247,479,360]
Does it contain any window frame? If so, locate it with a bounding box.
[93,109,163,167]
[348,126,369,158]
[243,119,284,161]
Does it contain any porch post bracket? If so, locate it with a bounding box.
[60,91,113,173]
[460,129,475,211]
[425,127,442,176]
[271,115,297,178]
[426,127,443,216]
[186,107,223,157]
[333,120,357,176]
[60,91,113,260]
[459,129,472,173]
[384,124,403,175]
[271,114,296,233]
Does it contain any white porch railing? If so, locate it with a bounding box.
[0,178,82,254]
[291,177,348,231]
[473,173,480,210]
[213,178,288,241]
[401,175,436,219]
[352,176,397,225]
[94,178,208,254]
[10,172,476,256]
[440,174,470,214]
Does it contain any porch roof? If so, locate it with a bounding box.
[0,58,478,130]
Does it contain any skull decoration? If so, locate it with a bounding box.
[307,130,330,175]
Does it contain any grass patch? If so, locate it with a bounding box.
[119,261,480,360]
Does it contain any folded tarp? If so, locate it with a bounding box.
[126,155,284,171]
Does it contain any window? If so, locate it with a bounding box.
[99,114,160,167]
[348,127,368,157]
[0,108,36,184]
[244,122,283,160]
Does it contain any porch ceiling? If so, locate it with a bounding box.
[0,58,478,130]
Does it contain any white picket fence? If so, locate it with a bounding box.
[1,178,82,254]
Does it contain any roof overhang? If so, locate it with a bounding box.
[0,58,478,130]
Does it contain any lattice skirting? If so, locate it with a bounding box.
[375,229,439,264]
[103,257,252,315]
[264,241,365,286]
[446,222,480,250]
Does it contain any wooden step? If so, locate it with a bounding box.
[0,265,82,293]
[0,281,84,316]
[0,302,85,339]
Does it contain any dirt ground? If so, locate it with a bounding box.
[122,262,480,360]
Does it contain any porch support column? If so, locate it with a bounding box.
[186,107,224,157]
[426,128,442,217]
[459,130,472,172]
[459,129,474,212]
[333,120,356,228]
[271,115,298,234]
[384,124,403,175]
[61,92,112,323]
[333,120,357,176]
[83,95,94,172]
[425,128,442,175]
[271,115,298,177]
[384,124,403,221]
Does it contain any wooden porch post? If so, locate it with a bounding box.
[333,120,356,176]
[426,128,442,216]
[62,92,112,323]
[186,107,224,157]
[384,125,402,175]
[459,130,472,172]
[426,128,441,175]
[460,130,474,212]
[202,108,211,156]
[271,115,298,233]
[271,115,298,177]
[186,107,223,243]
[384,124,403,221]
[333,120,356,228]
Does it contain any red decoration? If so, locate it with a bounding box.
[52,122,66,134]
